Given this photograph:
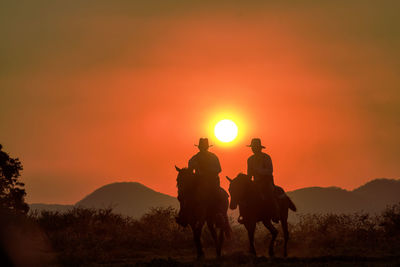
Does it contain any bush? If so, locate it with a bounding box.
[30,206,192,264]
[28,203,400,264]
[0,145,29,214]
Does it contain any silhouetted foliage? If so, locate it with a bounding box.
[0,144,29,214]
[29,207,193,264]
[381,204,400,236]
[288,204,400,257]
[28,203,400,265]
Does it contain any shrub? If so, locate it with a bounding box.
[29,203,400,264]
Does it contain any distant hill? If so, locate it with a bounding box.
[287,178,400,215]
[353,178,400,210]
[30,178,400,219]
[75,182,178,218]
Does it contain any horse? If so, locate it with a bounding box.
[175,166,231,259]
[226,173,297,257]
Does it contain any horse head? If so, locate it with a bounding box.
[226,173,252,210]
[175,165,196,200]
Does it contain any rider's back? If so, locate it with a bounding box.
[189,151,221,188]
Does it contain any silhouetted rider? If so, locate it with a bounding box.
[176,138,223,227]
[247,138,280,223]
[188,138,221,188]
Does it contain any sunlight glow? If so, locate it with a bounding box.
[214,119,238,143]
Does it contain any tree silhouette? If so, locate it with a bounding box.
[0,144,29,213]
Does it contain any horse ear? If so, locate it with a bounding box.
[226,176,233,182]
[175,165,181,172]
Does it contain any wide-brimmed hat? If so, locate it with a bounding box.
[195,138,212,149]
[247,138,265,149]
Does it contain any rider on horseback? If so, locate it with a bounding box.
[189,138,221,188]
[246,138,280,223]
[176,138,225,227]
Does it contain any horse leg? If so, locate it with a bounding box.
[207,221,220,257]
[217,226,225,258]
[245,222,256,255]
[263,220,278,258]
[281,218,289,258]
[192,223,205,259]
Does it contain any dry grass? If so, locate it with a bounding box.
[26,203,400,266]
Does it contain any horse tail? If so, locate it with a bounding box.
[275,186,297,212]
[287,196,297,212]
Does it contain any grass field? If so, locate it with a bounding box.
[3,204,399,266]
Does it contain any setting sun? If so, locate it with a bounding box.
[214,119,238,143]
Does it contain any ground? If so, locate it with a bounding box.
[78,250,400,267]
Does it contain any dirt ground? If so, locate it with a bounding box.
[83,251,400,267]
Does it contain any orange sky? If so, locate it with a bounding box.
[1,1,400,204]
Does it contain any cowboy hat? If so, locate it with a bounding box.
[195,138,213,148]
[247,138,265,148]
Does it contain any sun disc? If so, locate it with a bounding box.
[214,119,238,142]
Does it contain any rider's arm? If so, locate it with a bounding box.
[258,154,273,175]
[188,156,196,173]
[247,157,254,178]
[214,155,222,174]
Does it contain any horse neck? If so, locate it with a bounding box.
[178,173,198,198]
[237,180,258,205]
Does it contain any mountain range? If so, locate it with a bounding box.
[287,178,400,214]
[30,178,400,219]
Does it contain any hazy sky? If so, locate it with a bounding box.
[1,1,399,204]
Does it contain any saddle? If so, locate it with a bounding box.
[177,185,228,227]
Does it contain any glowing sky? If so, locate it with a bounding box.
[1,1,400,204]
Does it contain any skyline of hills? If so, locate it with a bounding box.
[30,178,400,219]
[76,182,178,218]
[287,178,400,215]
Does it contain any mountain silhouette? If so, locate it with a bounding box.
[287,178,400,215]
[30,178,400,219]
[353,178,400,199]
[75,182,178,218]
[30,182,178,218]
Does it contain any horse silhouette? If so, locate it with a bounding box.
[226,173,297,257]
[175,166,231,259]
